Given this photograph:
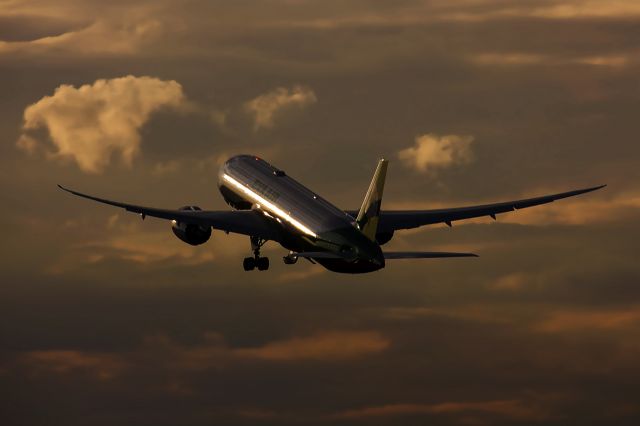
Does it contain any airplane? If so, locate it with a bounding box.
[58,155,605,273]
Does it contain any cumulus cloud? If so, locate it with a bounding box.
[244,85,317,130]
[17,75,186,173]
[398,133,474,174]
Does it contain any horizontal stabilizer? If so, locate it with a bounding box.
[384,251,478,259]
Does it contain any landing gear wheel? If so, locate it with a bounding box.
[245,236,269,271]
[257,257,269,271]
[283,252,298,265]
[243,257,256,271]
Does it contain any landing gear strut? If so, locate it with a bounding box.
[243,236,269,271]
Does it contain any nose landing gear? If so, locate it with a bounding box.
[283,252,298,265]
[243,236,269,271]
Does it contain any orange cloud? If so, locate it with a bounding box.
[21,350,126,381]
[18,75,186,173]
[490,273,528,291]
[470,52,633,68]
[398,133,474,175]
[18,330,390,382]
[534,307,640,333]
[500,193,640,226]
[244,85,317,130]
[334,399,547,421]
[0,1,166,56]
[234,330,390,361]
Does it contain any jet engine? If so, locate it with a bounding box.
[171,206,211,246]
[375,231,394,245]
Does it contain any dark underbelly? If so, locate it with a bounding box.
[315,258,383,274]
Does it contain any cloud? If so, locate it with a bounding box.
[234,330,389,361]
[490,272,528,291]
[244,85,317,130]
[470,52,550,66]
[0,1,168,57]
[20,350,126,381]
[76,214,222,267]
[398,133,474,174]
[434,0,640,21]
[334,399,547,421]
[524,0,640,19]
[151,159,182,176]
[0,13,84,42]
[534,307,640,333]
[500,192,640,226]
[470,52,632,68]
[17,75,186,173]
[135,330,389,369]
[16,330,390,385]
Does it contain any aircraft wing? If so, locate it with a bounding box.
[384,251,478,259]
[58,185,281,241]
[357,185,606,233]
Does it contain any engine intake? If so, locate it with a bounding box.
[171,206,211,246]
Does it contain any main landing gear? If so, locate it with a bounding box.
[243,236,269,271]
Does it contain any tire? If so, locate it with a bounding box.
[283,254,298,265]
[243,257,255,271]
[257,257,269,271]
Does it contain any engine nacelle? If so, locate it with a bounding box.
[171,206,211,246]
[375,231,394,245]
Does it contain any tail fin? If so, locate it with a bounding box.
[357,158,388,241]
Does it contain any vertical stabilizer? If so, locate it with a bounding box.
[356,159,388,241]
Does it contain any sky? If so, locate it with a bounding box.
[1,0,640,424]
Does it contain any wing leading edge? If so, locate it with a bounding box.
[369,185,606,233]
[58,185,280,241]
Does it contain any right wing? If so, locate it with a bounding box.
[373,185,606,233]
[58,185,281,241]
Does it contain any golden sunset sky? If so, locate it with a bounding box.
[1,1,639,424]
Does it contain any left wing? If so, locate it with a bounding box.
[58,185,281,241]
[347,185,605,233]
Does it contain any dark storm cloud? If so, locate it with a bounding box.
[2,1,640,425]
